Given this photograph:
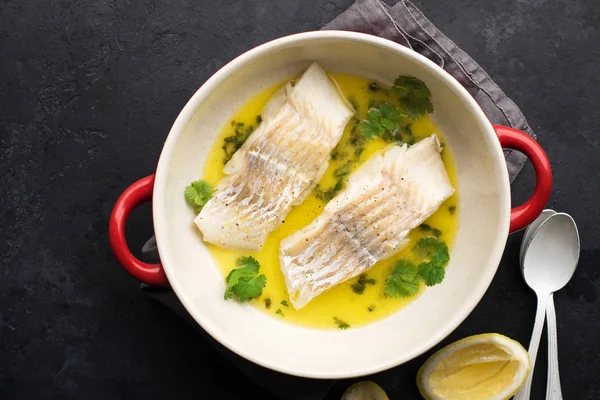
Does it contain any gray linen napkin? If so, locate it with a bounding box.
[141,0,538,398]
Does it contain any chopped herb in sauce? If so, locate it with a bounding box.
[315,161,355,202]
[256,115,262,123]
[222,120,256,164]
[419,223,442,238]
[448,205,456,215]
[184,180,214,213]
[316,119,366,202]
[264,298,271,309]
[368,305,376,312]
[330,149,348,161]
[351,274,376,295]
[334,317,350,330]
[280,300,289,307]
[348,96,359,112]
[419,223,432,232]
[275,309,285,317]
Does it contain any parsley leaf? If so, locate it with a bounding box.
[357,102,411,142]
[334,317,350,330]
[185,180,214,213]
[384,259,421,298]
[236,255,260,269]
[379,103,404,130]
[357,108,386,139]
[264,298,271,309]
[418,262,445,286]
[275,309,285,317]
[351,274,376,295]
[280,300,289,307]
[224,256,266,302]
[417,237,450,267]
[392,76,433,119]
[416,237,449,286]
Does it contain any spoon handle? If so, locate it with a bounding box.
[545,294,563,400]
[514,296,547,400]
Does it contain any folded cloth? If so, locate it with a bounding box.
[141,0,538,398]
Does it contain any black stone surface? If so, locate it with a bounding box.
[1,0,599,398]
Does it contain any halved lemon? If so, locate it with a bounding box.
[417,333,530,400]
[341,381,389,400]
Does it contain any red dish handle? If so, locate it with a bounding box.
[494,125,552,233]
[109,174,169,286]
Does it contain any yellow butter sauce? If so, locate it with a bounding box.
[201,73,459,329]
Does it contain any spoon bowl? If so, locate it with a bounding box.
[522,213,580,294]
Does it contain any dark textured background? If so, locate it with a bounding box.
[1,0,599,398]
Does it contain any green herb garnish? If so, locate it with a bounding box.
[384,237,450,297]
[416,237,449,286]
[224,256,266,302]
[419,223,442,237]
[334,317,350,330]
[368,305,376,312]
[448,205,456,215]
[256,115,262,123]
[264,298,271,309]
[384,259,421,298]
[275,309,285,317]
[185,180,214,213]
[315,161,355,201]
[357,102,411,142]
[280,300,289,307]
[351,274,376,295]
[417,237,450,269]
[392,76,434,119]
[348,97,359,112]
[418,262,445,287]
[357,107,385,140]
[222,121,255,164]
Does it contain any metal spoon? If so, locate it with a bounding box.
[519,209,556,267]
[514,213,580,400]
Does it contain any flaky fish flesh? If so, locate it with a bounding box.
[279,135,455,309]
[195,63,354,250]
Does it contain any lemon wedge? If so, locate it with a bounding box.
[417,333,530,400]
[341,381,389,400]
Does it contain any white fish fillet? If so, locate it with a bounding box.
[195,63,354,250]
[279,135,455,309]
